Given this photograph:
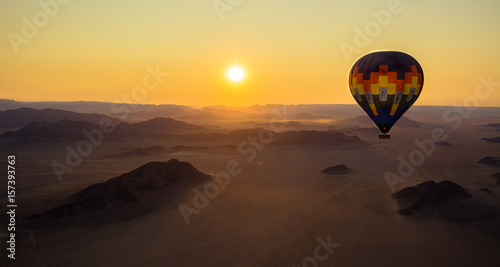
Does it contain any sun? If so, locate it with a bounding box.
[226,65,246,83]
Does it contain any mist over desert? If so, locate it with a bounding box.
[0,101,499,267]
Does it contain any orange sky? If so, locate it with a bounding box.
[1,0,499,107]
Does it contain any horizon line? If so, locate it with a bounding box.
[1,98,499,109]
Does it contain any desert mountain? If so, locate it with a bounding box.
[342,115,422,128]
[480,123,500,129]
[274,130,366,146]
[491,173,500,184]
[174,129,366,147]
[0,99,194,115]
[481,137,500,143]
[0,119,136,144]
[435,141,452,146]
[242,104,363,119]
[177,108,270,121]
[0,107,121,128]
[0,117,209,143]
[478,156,500,168]
[321,164,351,175]
[28,159,210,225]
[342,126,380,135]
[245,120,308,131]
[126,106,192,121]
[102,146,169,158]
[291,112,330,120]
[119,117,208,134]
[393,180,500,221]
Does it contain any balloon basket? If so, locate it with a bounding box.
[379,133,391,139]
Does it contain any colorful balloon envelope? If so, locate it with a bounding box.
[348,51,424,139]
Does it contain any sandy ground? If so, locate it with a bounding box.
[1,112,499,267]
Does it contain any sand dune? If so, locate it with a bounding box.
[478,156,500,167]
[481,137,500,143]
[25,159,210,227]
[490,173,500,184]
[393,180,500,221]
[321,164,351,175]
[1,105,499,266]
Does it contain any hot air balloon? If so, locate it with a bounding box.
[348,51,423,139]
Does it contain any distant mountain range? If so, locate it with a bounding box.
[341,116,422,128]
[274,130,366,146]
[244,120,308,131]
[118,117,208,134]
[171,129,366,147]
[101,145,239,158]
[2,99,499,123]
[0,107,121,128]
[0,117,209,143]
[0,119,132,143]
[0,99,194,115]
[101,146,170,158]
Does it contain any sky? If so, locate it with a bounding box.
[0,0,499,107]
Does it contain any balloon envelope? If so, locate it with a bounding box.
[348,51,424,135]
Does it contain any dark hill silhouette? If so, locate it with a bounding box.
[292,113,330,120]
[245,120,308,131]
[435,141,452,146]
[0,117,208,144]
[322,165,351,175]
[178,108,270,121]
[274,130,366,146]
[0,99,195,115]
[27,159,210,226]
[481,137,500,144]
[242,104,363,119]
[491,173,500,184]
[0,119,132,143]
[478,156,500,168]
[126,106,191,121]
[174,129,366,147]
[480,123,500,129]
[393,180,500,221]
[119,117,207,134]
[394,180,471,216]
[178,110,228,121]
[177,128,265,143]
[343,115,422,128]
[0,107,120,128]
[342,126,380,135]
[102,146,169,158]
